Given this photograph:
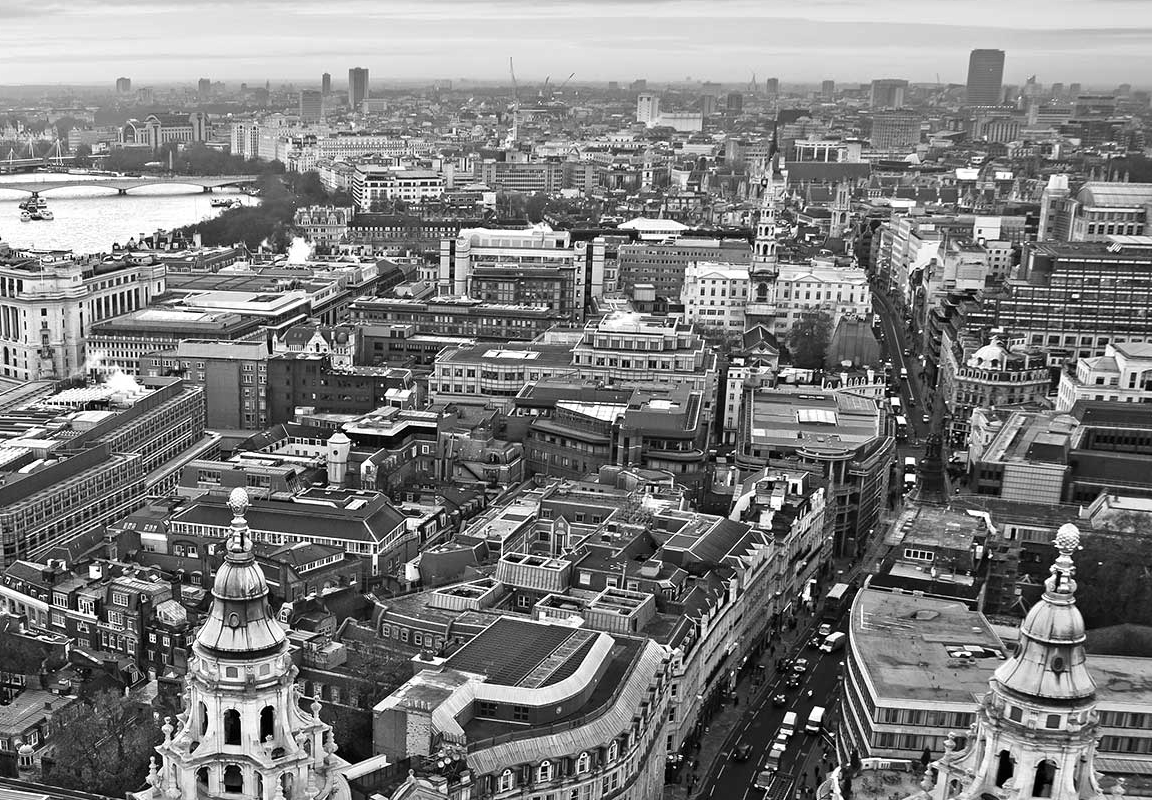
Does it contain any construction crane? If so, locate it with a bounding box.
[508,57,519,104]
[556,72,576,93]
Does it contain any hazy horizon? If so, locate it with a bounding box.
[2,0,1151,87]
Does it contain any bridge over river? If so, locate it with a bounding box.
[0,175,256,196]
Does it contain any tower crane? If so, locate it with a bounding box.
[508,57,519,105]
[556,72,576,93]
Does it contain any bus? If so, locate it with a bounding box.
[895,415,908,439]
[824,583,850,620]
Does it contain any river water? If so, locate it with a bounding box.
[0,172,258,254]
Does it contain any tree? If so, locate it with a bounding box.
[71,144,93,169]
[787,310,835,369]
[525,192,549,223]
[42,689,160,798]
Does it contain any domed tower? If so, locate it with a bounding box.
[927,524,1104,800]
[148,488,340,800]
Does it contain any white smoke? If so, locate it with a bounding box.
[287,236,312,264]
[85,350,143,393]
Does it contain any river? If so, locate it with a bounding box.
[0,172,258,254]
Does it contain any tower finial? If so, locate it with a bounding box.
[1047,522,1081,596]
[227,487,251,553]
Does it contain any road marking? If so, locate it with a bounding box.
[718,764,726,778]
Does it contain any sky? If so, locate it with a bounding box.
[1,0,1150,88]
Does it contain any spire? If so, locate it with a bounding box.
[193,488,287,659]
[991,523,1095,705]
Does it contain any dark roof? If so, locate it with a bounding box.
[1070,401,1152,430]
[787,162,871,183]
[172,494,405,544]
[444,617,598,688]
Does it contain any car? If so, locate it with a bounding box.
[902,348,911,356]
[922,414,931,425]
[807,635,823,650]
[774,730,791,749]
[785,673,802,688]
[792,657,810,673]
[772,693,787,707]
[817,623,833,637]
[733,743,753,762]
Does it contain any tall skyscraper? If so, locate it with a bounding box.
[321,72,332,95]
[348,67,369,109]
[197,77,211,101]
[636,93,660,127]
[1069,82,1083,98]
[869,79,907,108]
[116,77,132,94]
[726,92,744,114]
[966,49,1006,106]
[821,80,835,100]
[299,90,324,123]
[765,77,780,97]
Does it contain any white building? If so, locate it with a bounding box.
[657,112,704,133]
[771,263,871,335]
[636,94,660,127]
[229,122,260,160]
[1057,341,1152,410]
[351,166,445,211]
[679,262,749,340]
[0,251,166,380]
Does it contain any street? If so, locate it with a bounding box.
[696,607,847,800]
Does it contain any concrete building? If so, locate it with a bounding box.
[267,354,416,426]
[1040,182,1152,243]
[617,239,751,298]
[88,307,258,376]
[1057,341,1152,410]
[116,77,132,94]
[679,262,749,342]
[734,387,894,556]
[348,296,557,341]
[299,89,324,123]
[0,376,206,568]
[869,79,908,109]
[771,262,871,336]
[121,113,210,151]
[0,250,166,380]
[139,339,270,430]
[966,49,1006,106]
[636,93,660,126]
[869,110,921,151]
[348,67,369,108]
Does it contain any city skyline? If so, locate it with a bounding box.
[2,0,1151,86]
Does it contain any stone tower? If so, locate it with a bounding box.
[745,160,786,329]
[831,180,851,239]
[145,488,344,800]
[925,524,1104,800]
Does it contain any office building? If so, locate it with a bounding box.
[197,77,211,100]
[476,159,564,193]
[321,72,331,95]
[0,250,167,381]
[969,401,1152,504]
[726,92,743,114]
[351,166,445,211]
[267,353,416,425]
[679,262,750,341]
[636,93,660,127]
[966,49,1006,105]
[348,66,369,108]
[734,387,894,556]
[981,239,1152,359]
[765,77,780,97]
[139,339,270,430]
[821,79,835,99]
[1057,341,1152,410]
[349,296,557,341]
[299,89,324,122]
[770,262,871,336]
[869,110,921,151]
[1039,181,1152,243]
[0,376,206,568]
[116,77,132,94]
[869,79,908,108]
[618,239,751,297]
[121,112,211,150]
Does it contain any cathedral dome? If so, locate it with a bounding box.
[991,524,1096,704]
[194,488,287,659]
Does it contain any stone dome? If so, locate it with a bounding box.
[969,341,1009,369]
[991,524,1096,704]
[194,488,286,659]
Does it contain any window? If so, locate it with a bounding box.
[477,701,498,717]
[107,611,124,629]
[538,761,553,783]
[577,752,590,774]
[512,705,530,722]
[223,709,241,745]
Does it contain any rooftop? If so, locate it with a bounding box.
[746,390,881,454]
[443,617,599,688]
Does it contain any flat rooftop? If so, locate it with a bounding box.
[850,588,1005,704]
[747,390,881,453]
[443,617,599,688]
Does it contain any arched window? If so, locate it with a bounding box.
[1033,760,1056,798]
[223,765,243,794]
[223,709,241,745]
[280,773,294,800]
[577,752,591,774]
[995,750,1014,788]
[538,761,552,783]
[260,706,275,742]
[608,740,619,762]
[499,769,515,791]
[195,767,209,790]
[198,701,208,736]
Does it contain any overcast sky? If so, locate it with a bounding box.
[2,0,1150,88]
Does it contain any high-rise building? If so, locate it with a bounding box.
[116,76,132,94]
[636,93,660,126]
[298,89,323,123]
[869,110,921,150]
[197,77,211,100]
[966,48,1006,105]
[765,77,780,96]
[726,91,744,113]
[321,72,331,95]
[869,78,908,108]
[348,67,369,109]
[1069,81,1082,97]
[821,79,835,99]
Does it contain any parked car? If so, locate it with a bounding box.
[733,743,753,762]
[785,673,803,688]
[792,657,810,673]
[772,693,787,707]
[817,623,833,637]
[922,414,930,425]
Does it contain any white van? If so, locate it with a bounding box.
[780,711,798,738]
[820,632,846,653]
[806,705,826,734]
